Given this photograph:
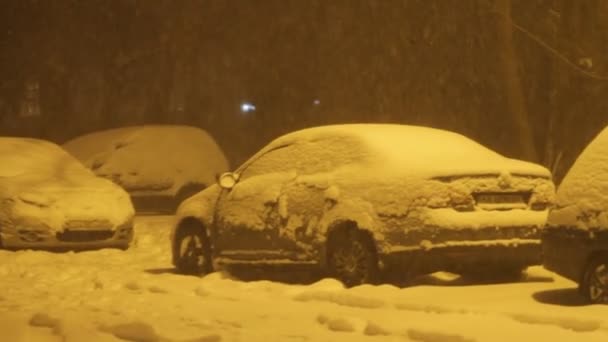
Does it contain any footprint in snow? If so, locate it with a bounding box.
[317,314,367,333]
[407,329,476,342]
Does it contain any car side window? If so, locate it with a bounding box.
[293,136,369,175]
[240,136,369,179]
[239,145,297,180]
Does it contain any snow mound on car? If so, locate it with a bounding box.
[63,125,229,196]
[204,124,552,235]
[549,126,608,230]
[258,124,550,178]
[0,138,133,230]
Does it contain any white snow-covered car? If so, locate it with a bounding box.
[543,126,608,303]
[0,138,134,250]
[63,125,229,214]
[171,124,554,286]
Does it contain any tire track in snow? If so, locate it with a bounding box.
[294,288,608,339]
[394,301,608,334]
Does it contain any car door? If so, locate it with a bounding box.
[270,136,364,259]
[214,144,299,259]
[213,136,366,262]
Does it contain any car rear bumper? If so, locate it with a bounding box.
[380,239,541,277]
[0,225,133,250]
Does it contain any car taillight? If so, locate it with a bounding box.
[530,202,548,211]
[451,195,475,212]
[528,191,551,211]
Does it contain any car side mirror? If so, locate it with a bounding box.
[218,172,239,189]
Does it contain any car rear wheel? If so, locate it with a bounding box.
[327,229,379,287]
[581,256,608,304]
[175,225,212,276]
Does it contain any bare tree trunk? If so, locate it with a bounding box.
[496,0,538,162]
[543,3,563,174]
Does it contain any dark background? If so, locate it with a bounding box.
[1,0,607,182]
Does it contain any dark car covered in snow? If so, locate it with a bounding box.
[542,126,608,303]
[63,125,229,214]
[171,124,554,286]
[0,138,134,250]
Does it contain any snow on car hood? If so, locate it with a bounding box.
[0,138,134,231]
[7,176,134,231]
[549,126,608,230]
[63,125,229,196]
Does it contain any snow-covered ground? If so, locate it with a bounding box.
[1,216,607,342]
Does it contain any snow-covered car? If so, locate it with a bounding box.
[542,126,608,303]
[171,124,554,286]
[63,125,229,214]
[0,138,134,250]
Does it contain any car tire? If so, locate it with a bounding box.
[174,225,213,276]
[581,255,608,304]
[327,228,379,287]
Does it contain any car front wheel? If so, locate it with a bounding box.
[581,255,608,304]
[175,225,212,276]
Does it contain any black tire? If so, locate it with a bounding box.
[326,229,379,287]
[581,255,608,304]
[174,225,213,276]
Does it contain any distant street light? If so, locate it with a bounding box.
[241,102,256,113]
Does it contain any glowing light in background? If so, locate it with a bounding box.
[241,102,256,114]
[313,99,321,105]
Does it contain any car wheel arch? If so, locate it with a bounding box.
[580,250,608,281]
[320,219,379,268]
[578,249,608,299]
[175,182,207,206]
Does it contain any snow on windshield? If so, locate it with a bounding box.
[63,125,229,195]
[0,138,92,179]
[549,126,608,230]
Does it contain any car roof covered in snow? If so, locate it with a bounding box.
[62,125,229,195]
[549,126,608,229]
[243,124,550,178]
[0,137,93,178]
